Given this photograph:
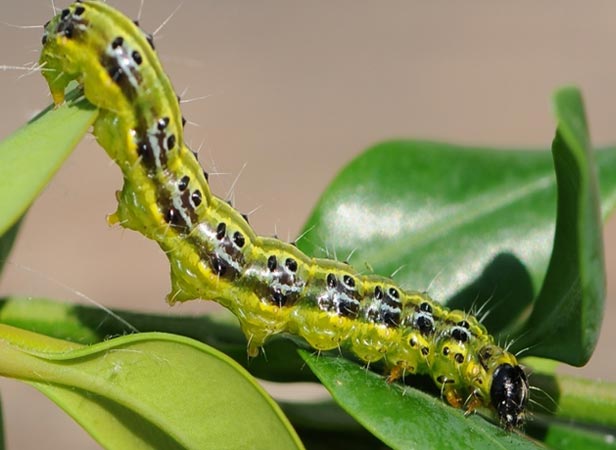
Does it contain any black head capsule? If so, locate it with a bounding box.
[490,364,529,429]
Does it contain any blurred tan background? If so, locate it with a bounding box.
[1,1,616,448]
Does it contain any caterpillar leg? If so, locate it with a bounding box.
[385,363,414,383]
[462,391,483,417]
[443,386,482,418]
[246,333,264,358]
[443,385,464,409]
[386,365,403,383]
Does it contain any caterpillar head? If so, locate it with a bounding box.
[40,4,89,105]
[490,363,529,429]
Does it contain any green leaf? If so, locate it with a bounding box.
[514,87,605,365]
[299,351,541,450]
[596,147,616,217]
[0,324,303,450]
[530,372,616,429]
[298,140,554,334]
[290,87,612,445]
[0,91,97,236]
[4,295,613,444]
[298,90,611,363]
[0,296,102,345]
[530,422,616,450]
[0,296,313,383]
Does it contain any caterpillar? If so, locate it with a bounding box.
[39,1,528,429]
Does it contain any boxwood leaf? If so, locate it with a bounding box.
[0,324,303,450]
[514,87,605,365]
[0,91,96,236]
[299,350,541,450]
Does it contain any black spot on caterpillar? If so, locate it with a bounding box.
[39,1,529,429]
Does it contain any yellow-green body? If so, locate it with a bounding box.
[40,1,525,423]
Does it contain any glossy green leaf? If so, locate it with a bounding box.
[298,87,612,363]
[299,351,541,450]
[0,91,97,236]
[298,141,551,333]
[514,88,605,365]
[0,324,303,450]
